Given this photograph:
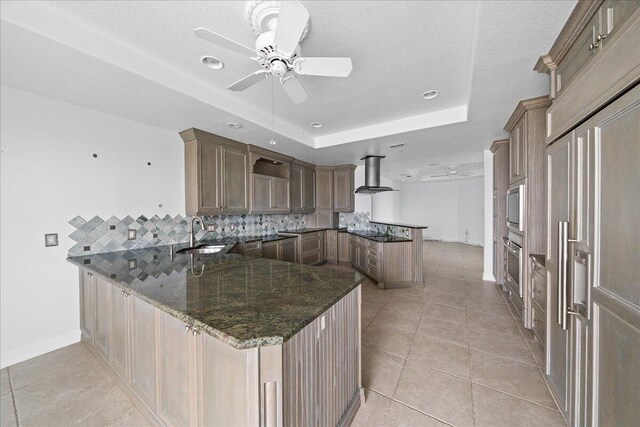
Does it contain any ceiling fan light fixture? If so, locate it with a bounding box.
[269,139,277,145]
[421,90,439,100]
[201,56,224,70]
[310,122,323,128]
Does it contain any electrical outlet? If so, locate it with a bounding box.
[128,259,137,270]
[44,233,58,247]
[207,224,215,232]
[127,229,137,240]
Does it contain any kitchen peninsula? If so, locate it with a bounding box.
[68,246,364,427]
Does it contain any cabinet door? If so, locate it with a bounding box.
[338,233,350,263]
[302,167,316,211]
[546,133,571,414]
[510,116,527,183]
[130,295,157,410]
[94,275,110,360]
[290,164,303,212]
[110,286,129,382]
[333,168,354,212]
[349,237,357,266]
[198,142,222,214]
[221,146,249,213]
[600,0,640,48]
[273,178,290,212]
[358,242,367,271]
[556,10,598,95]
[326,230,337,263]
[252,174,273,212]
[262,241,279,260]
[80,270,95,342]
[281,239,297,263]
[316,169,333,209]
[587,86,640,427]
[158,311,197,427]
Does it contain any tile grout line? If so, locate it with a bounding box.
[7,368,20,427]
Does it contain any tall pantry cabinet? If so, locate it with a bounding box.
[490,139,509,287]
[536,1,640,425]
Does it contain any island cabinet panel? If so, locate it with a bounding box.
[158,311,198,427]
[109,285,129,382]
[199,336,259,427]
[94,275,111,361]
[283,286,362,426]
[129,295,158,411]
[79,269,95,343]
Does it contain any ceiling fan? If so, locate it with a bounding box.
[429,166,470,179]
[194,0,353,104]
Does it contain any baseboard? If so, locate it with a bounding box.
[0,329,81,369]
[423,238,483,247]
[482,272,496,282]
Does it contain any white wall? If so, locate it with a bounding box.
[0,86,184,368]
[398,176,484,245]
[482,149,495,281]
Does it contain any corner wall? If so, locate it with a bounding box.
[0,86,185,367]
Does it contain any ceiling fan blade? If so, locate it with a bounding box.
[293,57,353,77]
[274,1,309,57]
[228,70,269,91]
[194,27,255,57]
[280,75,308,104]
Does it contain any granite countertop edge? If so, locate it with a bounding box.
[67,253,364,350]
[368,220,428,229]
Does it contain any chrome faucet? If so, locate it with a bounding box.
[189,216,206,247]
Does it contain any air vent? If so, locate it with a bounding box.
[388,142,406,149]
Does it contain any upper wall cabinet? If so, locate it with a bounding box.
[504,96,551,186]
[333,165,356,213]
[316,166,334,210]
[535,0,640,142]
[291,160,316,214]
[180,129,249,216]
[248,145,293,214]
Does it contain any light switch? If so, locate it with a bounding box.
[44,233,58,247]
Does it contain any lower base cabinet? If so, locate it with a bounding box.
[262,238,297,263]
[79,268,362,426]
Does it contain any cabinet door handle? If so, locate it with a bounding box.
[589,42,599,51]
[596,33,606,41]
[87,272,93,277]
[185,324,192,332]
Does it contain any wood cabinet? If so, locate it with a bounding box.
[315,167,333,210]
[325,230,338,264]
[338,231,350,263]
[283,231,325,265]
[262,238,297,263]
[94,275,110,360]
[250,174,290,213]
[333,165,356,212]
[78,269,362,427]
[490,139,509,286]
[248,145,292,214]
[504,95,551,329]
[290,160,316,213]
[180,129,249,216]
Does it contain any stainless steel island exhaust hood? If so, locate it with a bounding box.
[354,155,396,194]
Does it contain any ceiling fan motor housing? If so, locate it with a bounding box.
[247,0,310,39]
[255,31,300,73]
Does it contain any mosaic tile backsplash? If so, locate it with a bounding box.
[68,214,307,256]
[68,211,409,256]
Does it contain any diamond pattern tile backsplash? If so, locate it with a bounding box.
[68,211,409,256]
[68,213,307,256]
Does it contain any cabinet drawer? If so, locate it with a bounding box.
[531,269,547,313]
[367,264,377,280]
[302,236,322,253]
[244,241,262,251]
[302,250,321,265]
[532,306,546,347]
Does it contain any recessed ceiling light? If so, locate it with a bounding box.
[310,122,323,128]
[269,140,277,145]
[421,90,439,100]
[201,56,224,70]
[227,122,242,129]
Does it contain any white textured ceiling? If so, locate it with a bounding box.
[0,0,575,182]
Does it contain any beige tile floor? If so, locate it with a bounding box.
[0,242,562,427]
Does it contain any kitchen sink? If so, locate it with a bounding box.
[176,245,226,255]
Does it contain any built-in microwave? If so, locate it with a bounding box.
[506,184,524,233]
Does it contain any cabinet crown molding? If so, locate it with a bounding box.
[490,138,509,153]
[504,95,552,132]
[247,144,294,163]
[534,0,602,74]
[179,127,246,150]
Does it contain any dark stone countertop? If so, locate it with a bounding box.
[67,245,363,349]
[348,230,413,243]
[279,227,347,234]
[368,220,428,229]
